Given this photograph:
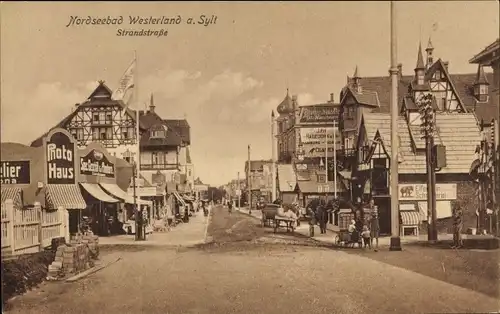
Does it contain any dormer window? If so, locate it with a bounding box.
[434,70,441,80]
[150,125,168,139]
[417,70,425,85]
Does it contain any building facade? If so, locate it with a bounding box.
[339,39,487,235]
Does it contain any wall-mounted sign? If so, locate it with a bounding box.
[398,183,457,201]
[0,161,30,184]
[299,127,342,158]
[46,132,75,184]
[80,149,115,178]
[299,106,340,124]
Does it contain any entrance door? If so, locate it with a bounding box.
[374,197,391,235]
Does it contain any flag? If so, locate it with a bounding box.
[112,58,136,104]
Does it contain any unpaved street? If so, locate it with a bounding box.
[4,206,499,314]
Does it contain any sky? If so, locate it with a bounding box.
[1,1,499,187]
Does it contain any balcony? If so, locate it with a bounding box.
[140,163,179,171]
[90,120,113,127]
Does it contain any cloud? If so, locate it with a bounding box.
[1,82,95,144]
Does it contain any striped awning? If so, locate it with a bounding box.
[100,183,152,206]
[80,183,119,203]
[1,187,22,206]
[401,211,420,226]
[172,191,186,206]
[47,184,86,210]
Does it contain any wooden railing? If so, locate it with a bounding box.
[1,200,68,256]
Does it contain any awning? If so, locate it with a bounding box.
[100,183,152,206]
[100,183,134,204]
[47,184,86,210]
[400,211,420,226]
[172,191,186,206]
[1,187,22,207]
[80,183,119,203]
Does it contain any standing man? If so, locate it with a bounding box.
[452,203,464,248]
[368,198,380,251]
[317,199,328,234]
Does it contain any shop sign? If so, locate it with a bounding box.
[80,149,115,178]
[299,106,340,124]
[0,161,30,184]
[398,183,457,201]
[46,132,75,184]
[299,127,341,158]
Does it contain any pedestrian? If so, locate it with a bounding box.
[317,199,328,234]
[228,199,233,214]
[452,203,464,249]
[368,199,380,251]
[307,205,317,237]
[361,225,371,249]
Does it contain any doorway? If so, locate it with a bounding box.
[374,196,391,235]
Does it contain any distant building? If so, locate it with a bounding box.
[245,159,273,206]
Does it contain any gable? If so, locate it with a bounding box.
[425,60,467,112]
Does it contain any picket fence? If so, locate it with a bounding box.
[1,199,68,256]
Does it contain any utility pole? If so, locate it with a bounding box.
[247,145,251,211]
[271,110,277,202]
[389,1,402,251]
[132,161,139,241]
[237,171,241,209]
[419,93,437,241]
[333,120,338,199]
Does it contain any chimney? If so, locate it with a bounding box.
[443,61,449,72]
[149,93,155,113]
[330,93,334,102]
[397,63,403,81]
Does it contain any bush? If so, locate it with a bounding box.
[1,250,55,304]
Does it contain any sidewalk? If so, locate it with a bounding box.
[235,207,496,248]
[99,212,209,247]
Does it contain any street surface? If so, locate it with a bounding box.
[3,205,499,314]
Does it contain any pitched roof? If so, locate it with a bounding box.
[163,119,190,144]
[277,164,296,192]
[245,159,273,172]
[140,123,183,148]
[342,69,495,123]
[361,112,481,174]
[474,65,489,85]
[469,38,500,64]
[415,43,425,70]
[30,81,147,147]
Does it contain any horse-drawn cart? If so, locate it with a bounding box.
[260,203,297,234]
[273,216,295,233]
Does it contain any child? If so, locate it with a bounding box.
[361,225,371,249]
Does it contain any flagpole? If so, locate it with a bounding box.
[134,50,143,240]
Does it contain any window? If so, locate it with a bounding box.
[93,113,99,122]
[121,127,128,139]
[76,128,84,141]
[434,91,446,111]
[106,113,112,123]
[479,85,488,95]
[100,128,107,140]
[71,129,77,139]
[99,112,105,123]
[434,70,441,80]
[106,127,112,140]
[152,152,159,165]
[92,128,99,140]
[345,138,351,150]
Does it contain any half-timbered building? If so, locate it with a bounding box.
[338,39,489,236]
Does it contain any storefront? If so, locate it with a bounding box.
[1,129,88,236]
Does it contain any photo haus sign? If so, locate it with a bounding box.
[0,161,30,184]
[80,149,115,178]
[46,131,75,184]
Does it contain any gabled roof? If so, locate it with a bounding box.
[360,112,481,174]
[474,65,489,85]
[30,81,147,147]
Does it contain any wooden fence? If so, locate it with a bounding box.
[1,199,68,256]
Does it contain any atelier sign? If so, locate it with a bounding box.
[46,132,75,184]
[80,149,115,178]
[0,161,30,184]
